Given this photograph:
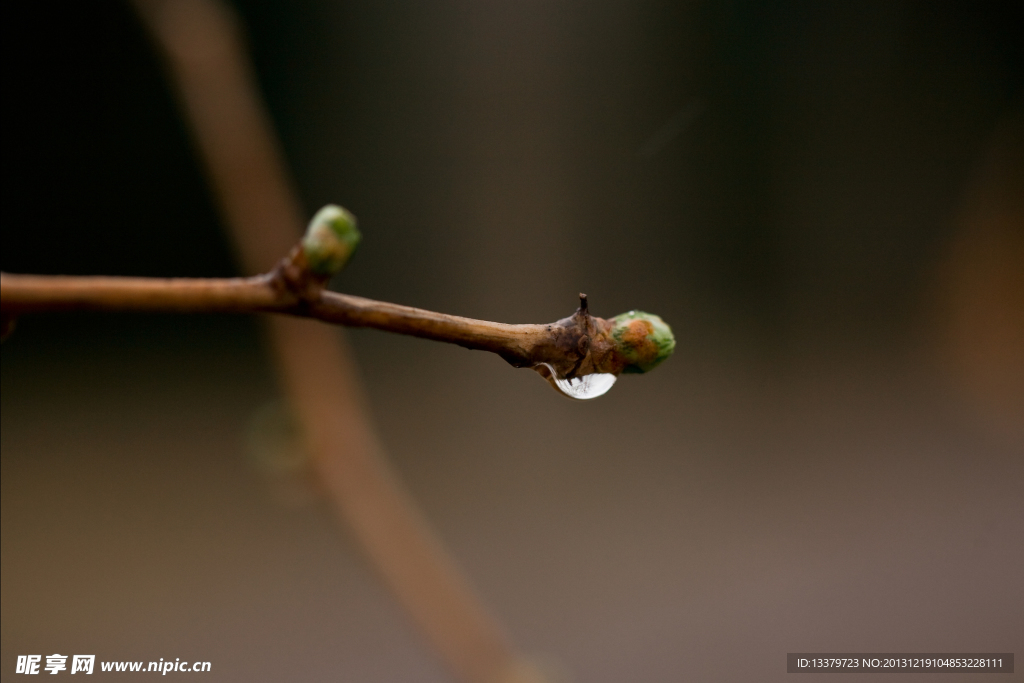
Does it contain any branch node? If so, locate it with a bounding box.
[270,204,361,303]
[272,244,328,303]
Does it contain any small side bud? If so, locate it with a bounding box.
[610,310,675,373]
[302,204,360,276]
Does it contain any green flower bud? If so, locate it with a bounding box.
[302,204,360,276]
[610,310,675,373]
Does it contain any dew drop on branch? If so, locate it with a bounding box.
[553,372,617,399]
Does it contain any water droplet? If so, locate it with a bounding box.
[553,372,617,399]
[535,364,617,399]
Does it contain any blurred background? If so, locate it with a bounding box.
[2,1,1022,681]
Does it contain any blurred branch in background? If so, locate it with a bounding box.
[127,1,538,681]
[934,117,1024,442]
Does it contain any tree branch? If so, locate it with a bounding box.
[3,199,674,381]
[1,244,674,382]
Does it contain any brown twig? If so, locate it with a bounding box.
[0,268,627,379]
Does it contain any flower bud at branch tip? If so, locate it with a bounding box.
[609,310,675,374]
[302,204,360,276]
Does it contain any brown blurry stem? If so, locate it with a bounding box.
[122,1,534,682]
[0,270,610,376]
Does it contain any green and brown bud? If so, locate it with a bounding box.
[609,310,675,373]
[301,204,360,276]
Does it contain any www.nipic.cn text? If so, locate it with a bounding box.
[15,655,211,675]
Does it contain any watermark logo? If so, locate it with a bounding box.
[16,655,209,675]
[45,655,67,675]
[16,656,40,675]
[71,657,95,675]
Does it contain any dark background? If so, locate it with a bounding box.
[2,1,1022,681]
